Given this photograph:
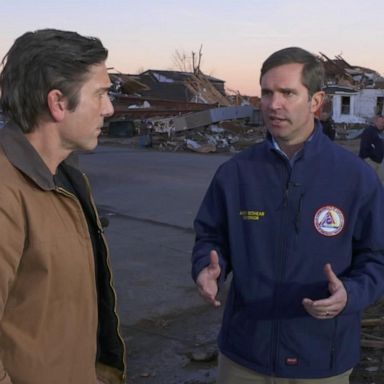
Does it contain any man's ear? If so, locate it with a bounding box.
[47,89,66,122]
[310,91,325,114]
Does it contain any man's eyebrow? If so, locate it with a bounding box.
[99,85,112,92]
[261,87,296,93]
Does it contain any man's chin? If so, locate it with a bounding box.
[85,142,98,152]
[77,140,98,153]
[267,126,289,138]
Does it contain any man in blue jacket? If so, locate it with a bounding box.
[359,114,384,181]
[192,47,384,383]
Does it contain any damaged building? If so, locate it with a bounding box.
[106,68,261,152]
[320,53,384,124]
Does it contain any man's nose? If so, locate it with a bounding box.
[102,95,114,117]
[269,93,283,110]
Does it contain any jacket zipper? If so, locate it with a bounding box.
[330,317,337,370]
[82,174,127,382]
[294,193,304,234]
[271,162,291,374]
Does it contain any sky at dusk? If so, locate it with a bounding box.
[1,0,383,96]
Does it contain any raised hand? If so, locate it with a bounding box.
[302,263,347,319]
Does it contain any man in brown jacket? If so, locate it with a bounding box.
[0,29,125,383]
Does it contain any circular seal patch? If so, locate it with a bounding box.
[314,205,345,237]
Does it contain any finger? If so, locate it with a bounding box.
[303,301,334,319]
[302,298,314,306]
[303,297,334,314]
[303,299,322,315]
[198,286,221,307]
[305,296,338,308]
[303,298,320,315]
[318,311,333,319]
[212,299,221,307]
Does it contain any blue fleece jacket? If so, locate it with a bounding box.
[192,122,384,378]
[359,124,384,163]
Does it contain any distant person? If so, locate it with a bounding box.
[0,29,125,383]
[359,114,384,180]
[320,111,336,140]
[192,47,384,384]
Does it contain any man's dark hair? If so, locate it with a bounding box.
[0,29,108,133]
[260,47,324,97]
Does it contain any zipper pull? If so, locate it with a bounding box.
[294,193,304,234]
[283,188,289,207]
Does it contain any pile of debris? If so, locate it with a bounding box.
[350,300,384,383]
[150,121,266,153]
[184,70,231,106]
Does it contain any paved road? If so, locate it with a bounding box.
[81,146,227,230]
[79,146,229,383]
[80,146,228,384]
[80,146,228,325]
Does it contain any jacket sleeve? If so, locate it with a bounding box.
[369,131,384,163]
[191,166,231,283]
[360,128,384,163]
[373,134,384,163]
[342,180,384,314]
[0,186,25,383]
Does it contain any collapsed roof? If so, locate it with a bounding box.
[319,52,384,90]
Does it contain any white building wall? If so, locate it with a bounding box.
[356,89,384,118]
[332,89,384,124]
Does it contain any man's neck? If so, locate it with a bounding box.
[274,121,316,159]
[25,124,70,174]
[278,142,305,159]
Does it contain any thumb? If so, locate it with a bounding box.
[210,249,219,266]
[324,263,340,287]
[208,250,221,276]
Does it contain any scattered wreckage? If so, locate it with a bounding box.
[104,53,381,153]
[104,104,264,153]
[104,88,263,153]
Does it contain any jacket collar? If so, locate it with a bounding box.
[266,119,326,161]
[0,123,56,191]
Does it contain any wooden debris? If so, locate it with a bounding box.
[184,72,231,106]
[360,339,384,349]
[361,332,384,342]
[361,318,384,327]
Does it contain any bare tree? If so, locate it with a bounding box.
[172,49,192,72]
[135,66,146,75]
[191,44,203,75]
[173,44,204,73]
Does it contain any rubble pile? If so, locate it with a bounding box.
[184,71,231,106]
[350,300,384,383]
[150,121,266,153]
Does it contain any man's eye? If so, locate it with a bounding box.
[283,90,294,97]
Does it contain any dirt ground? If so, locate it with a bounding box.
[123,305,222,384]
[122,298,384,384]
[115,135,384,384]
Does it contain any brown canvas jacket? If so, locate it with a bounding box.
[0,124,125,384]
